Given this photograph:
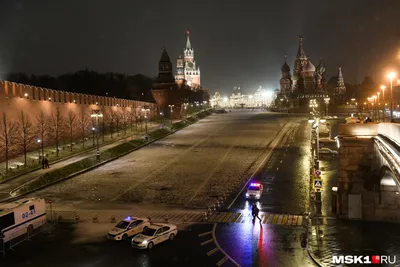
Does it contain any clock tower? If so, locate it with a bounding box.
[176,31,201,89]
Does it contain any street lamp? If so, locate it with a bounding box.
[388,72,397,122]
[91,109,103,161]
[91,127,95,146]
[141,107,150,135]
[37,139,42,163]
[168,104,174,125]
[324,98,330,117]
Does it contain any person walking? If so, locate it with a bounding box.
[44,158,50,168]
[252,204,262,222]
[42,156,45,169]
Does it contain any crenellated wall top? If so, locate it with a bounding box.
[0,80,157,108]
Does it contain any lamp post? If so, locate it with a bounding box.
[168,104,174,125]
[377,92,381,121]
[91,109,103,161]
[388,72,397,122]
[324,97,330,117]
[37,139,42,164]
[92,127,95,146]
[141,107,150,135]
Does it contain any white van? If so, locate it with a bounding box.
[0,198,47,243]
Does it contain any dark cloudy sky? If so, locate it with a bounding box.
[1,0,400,95]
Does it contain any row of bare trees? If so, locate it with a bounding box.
[0,107,150,172]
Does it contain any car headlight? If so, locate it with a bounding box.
[256,194,260,197]
[142,240,148,245]
[246,193,249,197]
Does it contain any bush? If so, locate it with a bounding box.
[148,128,171,139]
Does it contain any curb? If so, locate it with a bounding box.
[306,227,325,267]
[4,110,213,202]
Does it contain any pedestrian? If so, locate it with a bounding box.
[253,204,262,222]
[45,158,50,168]
[42,156,45,169]
[251,204,256,219]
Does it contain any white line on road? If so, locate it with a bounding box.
[227,122,294,209]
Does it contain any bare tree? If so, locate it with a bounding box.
[106,111,115,139]
[114,111,121,137]
[79,109,90,148]
[129,108,135,132]
[67,111,77,151]
[49,108,65,157]
[36,111,48,161]
[0,112,18,172]
[121,109,129,135]
[17,111,35,166]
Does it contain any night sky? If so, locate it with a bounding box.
[1,0,400,95]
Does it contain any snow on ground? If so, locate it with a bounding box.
[32,110,293,208]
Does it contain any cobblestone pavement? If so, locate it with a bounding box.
[0,123,163,201]
[308,120,400,267]
[29,110,294,209]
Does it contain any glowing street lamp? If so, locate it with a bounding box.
[388,71,397,122]
[381,85,386,101]
[168,104,174,125]
[141,107,150,135]
[91,109,103,160]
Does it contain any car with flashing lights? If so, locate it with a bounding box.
[131,223,178,249]
[245,182,264,200]
[107,216,150,241]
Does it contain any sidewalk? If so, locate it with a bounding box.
[307,159,400,267]
[0,122,161,178]
[0,110,210,201]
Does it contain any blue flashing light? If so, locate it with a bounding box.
[124,216,132,220]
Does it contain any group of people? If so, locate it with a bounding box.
[42,157,50,169]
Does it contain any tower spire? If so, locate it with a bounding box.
[335,65,346,95]
[186,30,192,49]
[296,35,306,59]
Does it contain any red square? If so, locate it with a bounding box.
[372,255,380,264]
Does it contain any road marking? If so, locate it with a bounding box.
[282,215,288,225]
[217,256,228,266]
[287,215,293,225]
[212,223,241,267]
[277,215,284,224]
[297,216,303,226]
[271,215,279,224]
[227,122,293,209]
[262,213,270,223]
[292,215,298,225]
[198,231,212,237]
[207,247,220,256]
[232,213,241,223]
[201,239,214,246]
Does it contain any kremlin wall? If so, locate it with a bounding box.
[0,80,158,124]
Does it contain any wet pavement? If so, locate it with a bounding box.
[0,223,216,267]
[214,118,317,267]
[308,118,400,267]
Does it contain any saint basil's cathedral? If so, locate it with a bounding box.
[278,36,347,110]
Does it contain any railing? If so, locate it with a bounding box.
[374,135,400,187]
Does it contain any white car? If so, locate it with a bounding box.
[131,223,178,249]
[107,216,150,241]
[245,182,263,200]
[319,148,339,158]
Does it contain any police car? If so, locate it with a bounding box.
[245,182,263,200]
[131,223,178,249]
[107,216,150,241]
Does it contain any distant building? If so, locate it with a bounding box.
[277,36,346,110]
[152,33,209,119]
[175,31,201,89]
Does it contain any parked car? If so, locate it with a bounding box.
[131,223,178,249]
[107,216,150,241]
[319,148,339,158]
[215,109,228,114]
